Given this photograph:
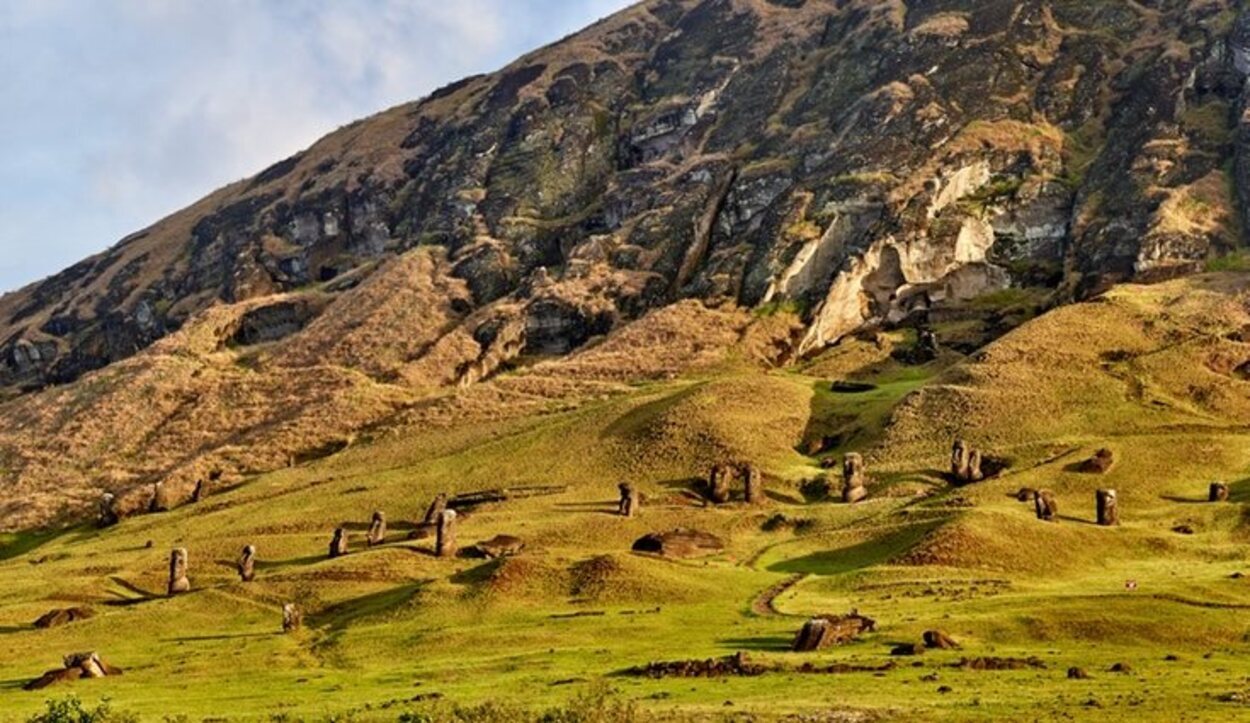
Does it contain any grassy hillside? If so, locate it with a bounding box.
[6,276,1250,721]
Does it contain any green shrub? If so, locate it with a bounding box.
[26,696,137,723]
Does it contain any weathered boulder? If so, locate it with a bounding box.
[1034,490,1058,522]
[618,482,640,517]
[366,510,387,547]
[472,534,525,559]
[329,528,349,558]
[791,612,877,652]
[1096,489,1119,526]
[632,528,725,559]
[436,509,458,558]
[842,453,867,504]
[167,548,190,595]
[24,652,122,690]
[33,607,94,629]
[237,544,256,582]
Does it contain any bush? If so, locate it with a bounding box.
[26,696,137,723]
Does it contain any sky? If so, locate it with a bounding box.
[0,0,633,294]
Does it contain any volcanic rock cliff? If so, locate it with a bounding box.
[3,0,1250,528]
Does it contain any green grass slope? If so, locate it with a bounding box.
[6,275,1250,721]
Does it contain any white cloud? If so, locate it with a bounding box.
[0,0,634,293]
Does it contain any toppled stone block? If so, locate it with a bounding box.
[791,612,876,652]
[632,528,725,559]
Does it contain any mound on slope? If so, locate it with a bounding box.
[876,274,1250,470]
[604,373,811,482]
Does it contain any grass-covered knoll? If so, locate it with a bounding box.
[6,275,1250,720]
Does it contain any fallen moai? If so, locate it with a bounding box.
[632,528,725,559]
[24,652,122,690]
[33,607,94,629]
[791,612,877,652]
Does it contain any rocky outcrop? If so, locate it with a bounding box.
[2,0,1246,398]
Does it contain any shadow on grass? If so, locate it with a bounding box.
[0,625,29,635]
[1055,514,1099,527]
[256,554,326,571]
[0,526,83,563]
[103,576,161,607]
[718,636,792,652]
[310,581,428,646]
[1160,495,1212,505]
[765,522,939,576]
[554,501,619,516]
[0,678,28,691]
[165,632,276,643]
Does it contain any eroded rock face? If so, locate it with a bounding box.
[2,0,1245,398]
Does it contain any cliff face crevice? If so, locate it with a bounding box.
[2,0,1248,395]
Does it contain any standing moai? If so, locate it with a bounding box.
[423,493,448,524]
[1210,482,1230,502]
[191,479,205,503]
[708,464,732,504]
[1096,489,1119,526]
[744,464,765,505]
[98,493,118,528]
[436,509,458,558]
[329,528,349,558]
[168,548,190,595]
[282,603,302,633]
[237,545,256,582]
[1034,490,1058,522]
[950,439,984,484]
[149,481,169,513]
[367,511,387,547]
[842,453,867,504]
[618,482,640,517]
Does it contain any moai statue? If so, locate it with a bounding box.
[237,545,256,582]
[436,509,458,558]
[168,548,190,595]
[366,511,387,547]
[950,439,984,483]
[191,479,205,503]
[842,453,867,504]
[915,329,940,363]
[951,440,970,481]
[744,464,765,505]
[423,493,448,524]
[1210,482,1230,502]
[618,482,640,518]
[1096,489,1119,526]
[1034,490,1058,522]
[708,465,732,504]
[98,493,118,528]
[328,528,349,558]
[149,481,169,513]
[966,449,984,482]
[282,603,302,633]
